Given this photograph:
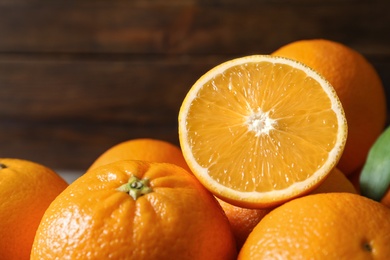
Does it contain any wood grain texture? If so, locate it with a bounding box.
[0,1,388,54]
[0,0,389,170]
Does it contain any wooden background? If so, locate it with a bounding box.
[0,0,389,172]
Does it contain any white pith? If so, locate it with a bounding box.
[246,107,277,136]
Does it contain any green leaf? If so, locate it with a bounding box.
[360,125,390,201]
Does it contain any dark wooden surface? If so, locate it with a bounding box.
[0,0,389,171]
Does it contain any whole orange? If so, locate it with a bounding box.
[0,158,68,260]
[217,167,356,250]
[31,160,237,259]
[238,193,390,259]
[272,39,387,175]
[88,138,191,173]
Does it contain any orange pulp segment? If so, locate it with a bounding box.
[178,55,347,208]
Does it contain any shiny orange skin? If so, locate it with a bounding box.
[310,167,357,195]
[273,39,387,175]
[88,138,191,173]
[0,158,68,260]
[31,160,237,259]
[216,198,271,250]
[238,193,390,259]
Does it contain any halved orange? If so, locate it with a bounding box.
[178,55,347,208]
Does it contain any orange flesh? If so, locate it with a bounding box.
[185,61,339,192]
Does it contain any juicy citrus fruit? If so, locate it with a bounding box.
[31,160,237,259]
[0,158,68,260]
[88,138,191,173]
[217,167,356,249]
[272,39,387,175]
[238,193,390,259]
[178,55,347,208]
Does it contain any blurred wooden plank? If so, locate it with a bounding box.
[0,120,181,171]
[0,54,229,122]
[0,0,388,170]
[1,54,388,121]
[0,54,389,171]
[0,55,228,170]
[0,1,388,55]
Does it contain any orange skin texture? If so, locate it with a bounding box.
[88,138,192,173]
[218,167,356,250]
[381,187,390,208]
[31,160,237,260]
[309,167,357,196]
[238,193,390,259]
[272,39,387,175]
[217,198,271,250]
[0,158,68,260]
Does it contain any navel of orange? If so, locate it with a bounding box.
[178,55,347,208]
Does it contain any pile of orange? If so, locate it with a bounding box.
[1,39,389,259]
